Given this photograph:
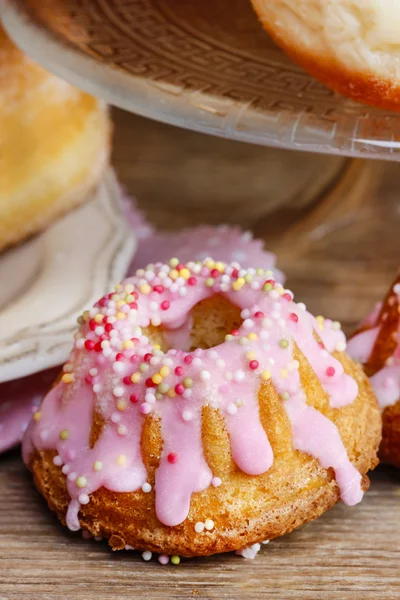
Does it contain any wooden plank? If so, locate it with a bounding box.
[1,109,399,599]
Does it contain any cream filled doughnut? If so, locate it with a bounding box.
[24,259,381,558]
[251,0,400,110]
[0,25,110,251]
[348,275,400,467]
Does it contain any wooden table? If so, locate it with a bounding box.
[1,109,400,599]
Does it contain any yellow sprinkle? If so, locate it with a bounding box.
[316,315,325,323]
[180,268,190,279]
[247,333,258,341]
[33,411,42,422]
[82,310,90,322]
[94,313,104,323]
[153,344,161,351]
[159,366,170,378]
[246,351,257,361]
[169,258,179,268]
[93,461,103,472]
[245,274,253,283]
[59,430,70,441]
[140,283,151,295]
[116,312,126,320]
[168,388,176,398]
[263,283,273,292]
[232,278,245,291]
[169,269,179,280]
[112,294,120,302]
[125,294,135,303]
[61,373,74,384]
[225,334,234,342]
[117,399,127,411]
[125,283,134,294]
[280,369,289,379]
[116,455,127,466]
[158,383,169,394]
[76,476,87,488]
[261,370,272,381]
[123,340,135,350]
[215,262,225,272]
[171,555,181,565]
[131,373,141,384]
[63,363,73,373]
[256,268,264,276]
[236,399,244,408]
[116,299,126,309]
[152,374,162,385]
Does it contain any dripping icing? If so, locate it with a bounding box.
[23,259,362,530]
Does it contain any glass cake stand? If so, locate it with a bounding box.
[2,0,400,160]
[0,0,399,335]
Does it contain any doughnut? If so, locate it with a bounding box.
[23,258,381,558]
[251,0,400,110]
[0,25,110,252]
[348,275,400,467]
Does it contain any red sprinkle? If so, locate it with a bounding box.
[161,300,170,311]
[129,394,138,404]
[144,353,152,363]
[249,360,259,370]
[254,311,264,319]
[290,313,299,323]
[167,453,178,464]
[94,342,103,353]
[175,366,184,376]
[146,378,156,388]
[232,268,239,279]
[105,323,113,333]
[123,376,132,385]
[210,269,220,278]
[153,285,164,294]
[116,353,124,362]
[129,302,138,310]
[84,340,95,351]
[100,334,109,341]
[326,367,336,377]
[130,354,139,363]
[175,384,185,395]
[184,355,193,365]
[188,277,197,286]
[231,329,240,336]
[85,374,92,385]
[89,319,96,331]
[318,342,325,350]
[98,297,108,307]
[265,279,275,286]
[283,293,292,301]
[177,263,185,271]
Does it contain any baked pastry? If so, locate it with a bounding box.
[251,0,400,110]
[23,259,381,559]
[348,275,400,467]
[0,25,110,252]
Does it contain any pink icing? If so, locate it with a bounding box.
[0,369,58,453]
[347,282,400,412]
[23,259,362,531]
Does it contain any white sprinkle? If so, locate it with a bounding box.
[142,551,152,561]
[151,317,161,327]
[208,350,218,359]
[212,477,222,487]
[183,389,192,399]
[262,540,270,545]
[111,412,121,423]
[336,342,346,352]
[241,309,251,319]
[93,383,103,394]
[62,465,70,475]
[89,368,98,377]
[79,493,90,505]
[204,519,214,531]
[53,455,63,467]
[200,370,211,381]
[68,472,77,482]
[262,318,273,329]
[227,403,237,415]
[194,521,205,533]
[118,425,128,436]
[95,326,104,336]
[233,370,245,382]
[150,357,161,366]
[142,482,152,493]
[182,409,193,421]
[113,362,125,374]
[298,302,307,311]
[216,359,225,369]
[76,338,85,349]
[145,393,156,404]
[113,386,124,397]
[192,357,203,367]
[149,301,158,311]
[179,287,188,297]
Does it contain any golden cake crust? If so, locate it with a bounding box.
[0,25,111,252]
[251,0,400,111]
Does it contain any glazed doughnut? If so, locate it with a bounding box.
[348,275,400,467]
[24,259,381,559]
[0,25,110,252]
[251,0,400,110]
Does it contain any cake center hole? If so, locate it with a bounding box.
[144,294,243,352]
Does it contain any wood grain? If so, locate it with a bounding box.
[1,108,400,599]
